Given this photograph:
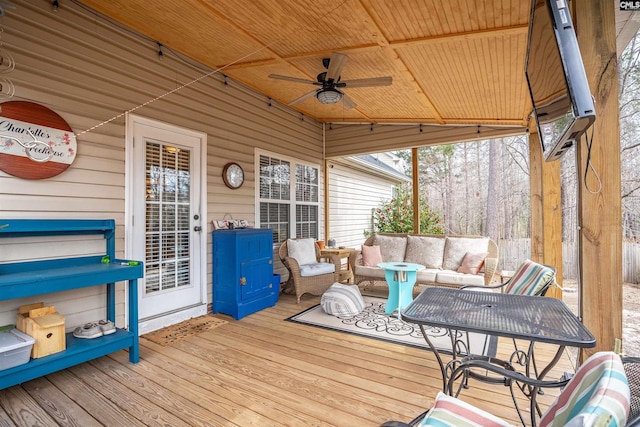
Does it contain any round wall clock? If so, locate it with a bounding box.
[222,162,244,189]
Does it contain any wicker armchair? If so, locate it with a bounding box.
[278,239,341,303]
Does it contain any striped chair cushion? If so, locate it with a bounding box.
[419,392,516,427]
[320,283,365,317]
[504,260,554,296]
[539,351,630,427]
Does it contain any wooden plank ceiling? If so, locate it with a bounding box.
[75,0,635,126]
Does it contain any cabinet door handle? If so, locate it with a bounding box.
[240,277,247,285]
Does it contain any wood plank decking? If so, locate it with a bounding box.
[0,292,578,426]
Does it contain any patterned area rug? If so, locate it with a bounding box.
[142,314,228,346]
[286,296,497,356]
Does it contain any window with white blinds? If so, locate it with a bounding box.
[258,154,319,244]
[145,142,191,294]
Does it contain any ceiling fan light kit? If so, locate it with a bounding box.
[269,52,392,109]
[316,88,342,104]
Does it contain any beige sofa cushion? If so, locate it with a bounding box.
[404,235,446,269]
[373,235,406,262]
[442,237,490,271]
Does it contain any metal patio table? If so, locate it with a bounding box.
[402,287,596,427]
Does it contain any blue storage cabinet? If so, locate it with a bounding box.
[0,219,143,390]
[212,229,277,319]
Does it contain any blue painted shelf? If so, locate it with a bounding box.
[0,219,142,390]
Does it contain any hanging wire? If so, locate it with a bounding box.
[582,125,602,194]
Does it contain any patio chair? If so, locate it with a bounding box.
[461,259,557,296]
[278,238,341,303]
[380,351,631,427]
[460,260,557,381]
[623,356,640,426]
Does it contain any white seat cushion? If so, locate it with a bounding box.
[436,270,485,286]
[299,262,335,277]
[354,265,386,279]
[415,268,439,283]
[321,283,366,316]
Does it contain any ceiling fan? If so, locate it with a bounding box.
[268,52,392,109]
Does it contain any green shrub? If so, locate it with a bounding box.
[365,184,444,237]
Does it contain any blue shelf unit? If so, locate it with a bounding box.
[0,219,143,390]
[212,229,278,320]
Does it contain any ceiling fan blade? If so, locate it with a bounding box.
[326,52,348,82]
[288,89,318,106]
[340,76,393,88]
[341,92,356,110]
[268,74,317,85]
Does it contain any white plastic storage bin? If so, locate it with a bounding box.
[0,328,35,371]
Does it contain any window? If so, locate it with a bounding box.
[258,153,320,244]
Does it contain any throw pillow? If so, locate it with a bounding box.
[287,238,317,266]
[504,260,555,296]
[404,235,446,269]
[361,245,383,266]
[442,237,489,271]
[372,235,407,262]
[457,251,488,275]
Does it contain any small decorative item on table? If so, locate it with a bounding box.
[15,302,65,358]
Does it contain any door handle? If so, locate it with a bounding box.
[193,226,202,232]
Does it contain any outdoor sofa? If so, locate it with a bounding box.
[348,233,499,290]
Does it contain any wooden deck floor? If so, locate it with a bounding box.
[0,292,579,426]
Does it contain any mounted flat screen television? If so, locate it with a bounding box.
[525,0,595,162]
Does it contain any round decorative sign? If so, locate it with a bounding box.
[0,101,77,179]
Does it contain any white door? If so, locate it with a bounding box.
[126,115,207,334]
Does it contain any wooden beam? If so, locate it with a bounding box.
[575,0,622,357]
[388,24,529,49]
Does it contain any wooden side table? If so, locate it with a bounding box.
[320,247,355,283]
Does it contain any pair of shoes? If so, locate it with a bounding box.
[98,319,116,335]
[72,320,116,339]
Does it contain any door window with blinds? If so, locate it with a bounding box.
[258,153,319,244]
[145,143,191,294]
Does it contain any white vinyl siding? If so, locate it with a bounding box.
[0,0,322,327]
[327,161,400,250]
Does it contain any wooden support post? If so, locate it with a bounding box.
[412,147,420,233]
[575,0,622,356]
[529,130,563,299]
[324,159,330,242]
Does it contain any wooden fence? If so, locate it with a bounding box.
[498,239,640,284]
